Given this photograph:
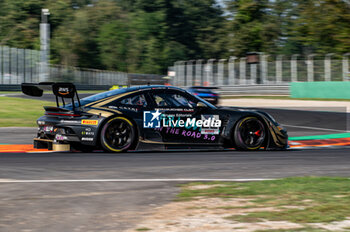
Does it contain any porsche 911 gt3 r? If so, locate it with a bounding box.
[21,83,288,152]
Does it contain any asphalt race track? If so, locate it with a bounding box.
[1,149,350,231]
[1,93,350,231]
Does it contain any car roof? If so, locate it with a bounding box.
[66,84,217,109]
[124,85,186,92]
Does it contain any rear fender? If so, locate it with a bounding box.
[95,114,140,149]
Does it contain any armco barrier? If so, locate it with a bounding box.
[179,85,290,95]
[0,85,22,91]
[291,82,350,99]
[217,85,289,95]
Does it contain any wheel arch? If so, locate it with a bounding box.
[96,114,140,150]
[225,113,271,149]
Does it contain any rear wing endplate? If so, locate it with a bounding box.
[21,82,81,110]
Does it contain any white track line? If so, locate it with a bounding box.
[0,178,276,183]
[282,124,350,133]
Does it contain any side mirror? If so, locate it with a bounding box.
[196,102,207,108]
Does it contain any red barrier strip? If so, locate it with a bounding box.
[0,145,49,153]
[289,137,350,148]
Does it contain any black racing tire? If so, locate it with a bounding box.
[233,116,266,151]
[100,116,137,152]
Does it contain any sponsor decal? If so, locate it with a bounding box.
[109,106,138,112]
[81,120,98,125]
[201,129,218,134]
[143,110,162,128]
[154,127,217,141]
[82,137,94,141]
[43,126,54,132]
[156,108,194,112]
[143,110,221,135]
[82,131,95,136]
[82,127,94,135]
[55,134,68,141]
[162,115,221,129]
[200,115,220,134]
[58,87,70,95]
[60,120,80,124]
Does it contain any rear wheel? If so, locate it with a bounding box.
[100,117,137,152]
[233,117,266,150]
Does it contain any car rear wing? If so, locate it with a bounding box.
[21,82,81,110]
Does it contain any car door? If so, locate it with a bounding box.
[104,91,152,131]
[147,89,222,144]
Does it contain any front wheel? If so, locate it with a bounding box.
[100,117,137,152]
[233,117,266,151]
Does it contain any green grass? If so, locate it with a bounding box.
[178,177,350,223]
[0,91,23,94]
[136,228,151,231]
[0,96,54,127]
[221,95,350,101]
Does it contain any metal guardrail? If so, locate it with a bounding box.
[128,73,166,85]
[0,85,22,91]
[216,85,289,95]
[0,46,129,85]
[174,53,350,87]
[179,85,290,96]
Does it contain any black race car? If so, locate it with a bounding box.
[21,83,288,152]
[188,86,220,105]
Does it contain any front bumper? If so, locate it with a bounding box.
[34,138,71,151]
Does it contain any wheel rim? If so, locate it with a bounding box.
[104,119,133,150]
[238,118,265,149]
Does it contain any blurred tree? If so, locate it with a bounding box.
[288,0,350,55]
[178,0,227,59]
[52,0,123,68]
[1,0,349,75]
[225,0,280,56]
[0,0,228,74]
[96,0,227,73]
[0,0,43,49]
[97,20,131,72]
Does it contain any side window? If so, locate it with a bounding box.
[119,94,148,107]
[153,92,196,108]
